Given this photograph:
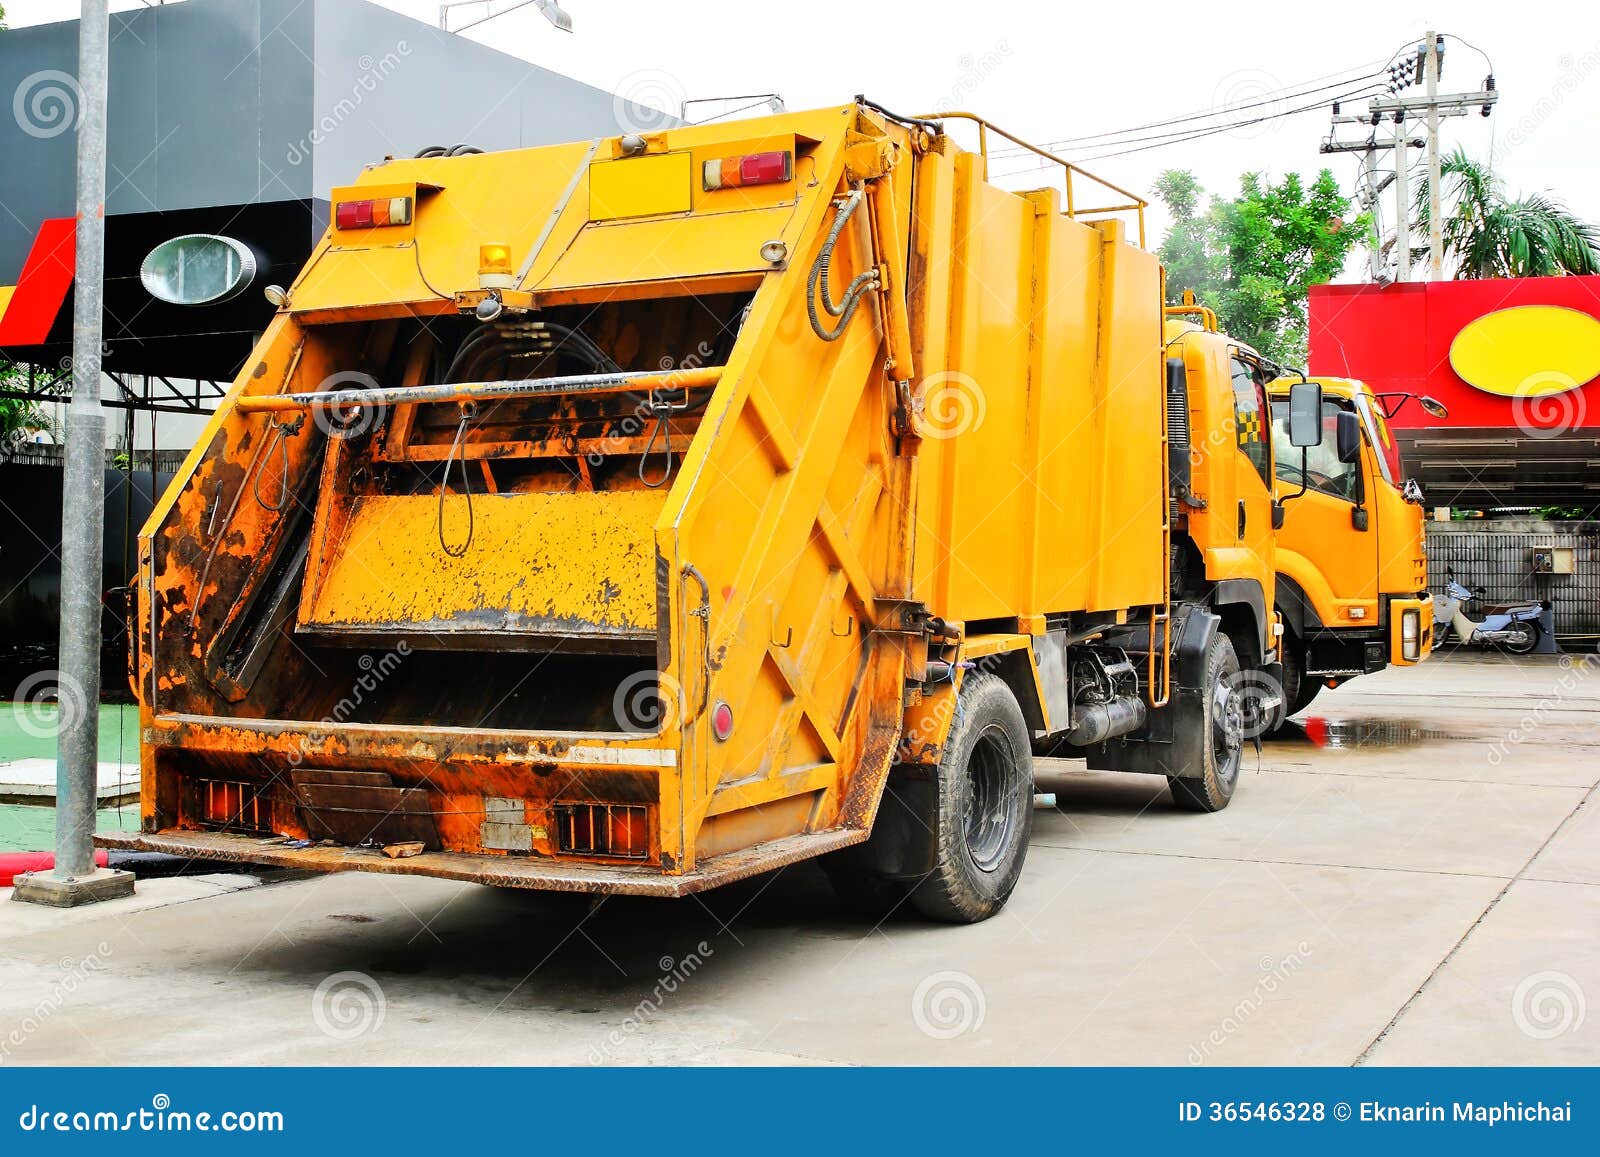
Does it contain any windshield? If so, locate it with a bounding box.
[1353,392,1402,485]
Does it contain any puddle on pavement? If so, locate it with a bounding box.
[1291,716,1468,750]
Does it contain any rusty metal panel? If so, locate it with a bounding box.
[298,489,664,646]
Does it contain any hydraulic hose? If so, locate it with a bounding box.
[807,188,880,342]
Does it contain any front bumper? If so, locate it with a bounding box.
[1389,596,1433,665]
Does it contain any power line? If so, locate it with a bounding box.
[987,61,1387,158]
[989,77,1387,176]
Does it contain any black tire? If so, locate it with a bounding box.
[1278,638,1321,720]
[1499,620,1540,656]
[907,671,1034,924]
[1168,633,1245,813]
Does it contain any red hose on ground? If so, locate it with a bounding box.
[0,850,110,888]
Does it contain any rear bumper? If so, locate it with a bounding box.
[95,826,863,898]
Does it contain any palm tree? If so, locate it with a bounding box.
[1413,149,1600,278]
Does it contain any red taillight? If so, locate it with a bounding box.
[711,700,734,742]
[334,196,413,230]
[702,150,793,191]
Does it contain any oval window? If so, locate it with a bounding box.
[140,234,258,305]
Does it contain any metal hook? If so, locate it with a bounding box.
[438,401,477,557]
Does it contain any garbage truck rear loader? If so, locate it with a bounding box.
[103,104,1278,922]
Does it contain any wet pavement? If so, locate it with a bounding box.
[1,651,1596,1065]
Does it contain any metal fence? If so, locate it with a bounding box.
[1427,521,1600,639]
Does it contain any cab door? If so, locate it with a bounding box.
[1270,394,1380,619]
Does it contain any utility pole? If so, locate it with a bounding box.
[1424,31,1444,279]
[1364,143,1382,281]
[1319,33,1496,284]
[1392,113,1411,281]
[14,0,135,908]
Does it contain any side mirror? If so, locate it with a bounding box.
[1351,505,1369,531]
[1335,410,1362,464]
[1419,395,1449,420]
[1272,501,1285,530]
[1287,380,1324,447]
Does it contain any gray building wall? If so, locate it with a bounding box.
[1428,521,1600,640]
[0,0,644,282]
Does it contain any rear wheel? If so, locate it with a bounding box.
[1169,633,1245,813]
[907,671,1034,924]
[1500,620,1540,655]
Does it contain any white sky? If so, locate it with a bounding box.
[10,0,1600,275]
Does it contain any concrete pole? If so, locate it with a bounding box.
[1365,144,1382,281]
[15,0,135,907]
[1425,31,1445,279]
[1393,116,1410,282]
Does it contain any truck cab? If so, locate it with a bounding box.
[1267,375,1436,718]
[1159,307,1282,699]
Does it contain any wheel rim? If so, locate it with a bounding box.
[962,727,1016,873]
[1211,679,1244,790]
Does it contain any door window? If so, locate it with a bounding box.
[1229,356,1272,487]
[1271,398,1361,502]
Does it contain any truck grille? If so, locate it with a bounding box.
[554,803,649,860]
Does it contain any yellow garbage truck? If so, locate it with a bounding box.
[1266,374,1439,718]
[102,103,1292,922]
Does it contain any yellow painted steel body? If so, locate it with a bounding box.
[112,105,1200,891]
[1268,375,1432,671]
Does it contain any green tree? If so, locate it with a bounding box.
[1415,148,1600,278]
[1155,168,1362,366]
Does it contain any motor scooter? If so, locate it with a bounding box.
[1432,579,1545,655]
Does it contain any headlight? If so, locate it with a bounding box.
[1401,609,1420,661]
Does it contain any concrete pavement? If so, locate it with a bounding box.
[1,651,1596,1065]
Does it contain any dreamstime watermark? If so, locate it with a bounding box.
[611,669,685,734]
[283,643,411,769]
[911,970,986,1039]
[916,371,987,439]
[587,944,714,1063]
[16,1094,283,1133]
[13,70,80,139]
[0,943,114,1065]
[932,41,1013,116]
[1503,42,1600,154]
[613,69,685,135]
[9,669,89,741]
[1512,970,1586,1040]
[307,370,387,440]
[1224,666,1285,741]
[1486,653,1598,766]
[311,971,387,1041]
[583,339,716,472]
[286,43,412,167]
[1511,379,1587,440]
[1209,68,1286,141]
[1187,941,1314,1064]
